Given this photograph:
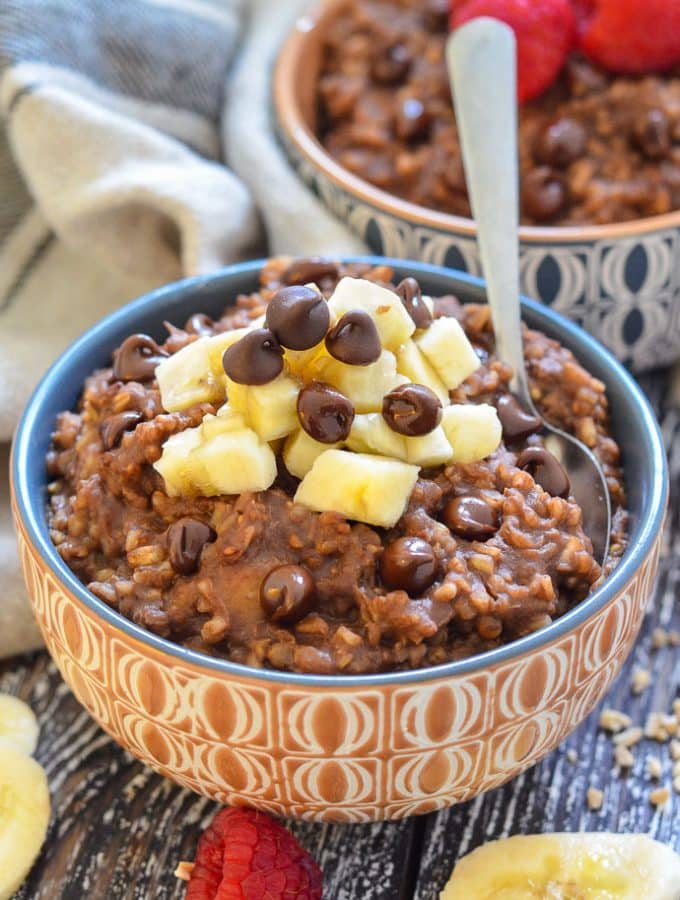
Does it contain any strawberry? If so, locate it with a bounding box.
[451,0,577,102]
[184,808,323,900]
[576,0,680,73]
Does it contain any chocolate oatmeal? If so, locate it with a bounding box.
[316,0,680,225]
[47,258,627,675]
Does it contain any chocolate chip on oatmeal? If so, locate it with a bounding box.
[325,310,381,365]
[185,313,214,336]
[282,258,340,286]
[534,118,587,168]
[517,446,571,499]
[297,382,355,443]
[395,98,430,142]
[222,328,284,385]
[167,518,216,575]
[521,167,568,222]
[633,108,671,160]
[496,394,543,442]
[381,536,438,595]
[265,285,330,350]
[100,410,143,450]
[260,564,317,624]
[443,495,500,541]
[396,277,433,329]
[112,334,168,383]
[372,43,412,85]
[382,383,442,436]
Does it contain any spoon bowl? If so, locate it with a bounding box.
[447,18,612,563]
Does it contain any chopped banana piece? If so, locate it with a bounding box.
[204,328,251,374]
[153,427,206,496]
[328,277,415,351]
[283,429,341,479]
[441,833,680,900]
[0,695,39,757]
[404,426,453,468]
[441,404,502,463]
[308,350,402,414]
[0,745,51,900]
[395,340,450,406]
[414,316,480,390]
[347,413,407,460]
[226,373,301,442]
[156,337,224,412]
[284,344,324,377]
[295,450,419,528]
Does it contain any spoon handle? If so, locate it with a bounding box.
[446,18,531,406]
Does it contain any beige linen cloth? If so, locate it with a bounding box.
[0,0,364,657]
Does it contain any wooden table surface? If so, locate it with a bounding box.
[5,372,679,900]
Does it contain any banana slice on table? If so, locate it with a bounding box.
[0,693,39,756]
[441,833,680,900]
[0,744,50,900]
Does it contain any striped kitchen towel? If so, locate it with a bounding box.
[0,0,363,657]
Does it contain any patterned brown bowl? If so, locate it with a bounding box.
[274,0,680,372]
[11,259,667,823]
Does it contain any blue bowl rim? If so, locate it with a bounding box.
[11,257,669,689]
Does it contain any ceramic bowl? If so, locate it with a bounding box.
[11,258,667,823]
[274,0,680,372]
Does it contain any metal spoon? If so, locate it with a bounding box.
[446,17,611,563]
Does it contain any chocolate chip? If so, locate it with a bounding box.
[283,258,340,286]
[297,382,355,443]
[423,0,449,31]
[521,167,568,222]
[185,313,214,336]
[496,394,543,442]
[383,383,442,437]
[633,108,671,160]
[517,446,571,499]
[265,285,330,350]
[222,328,284,385]
[395,98,430,141]
[325,310,381,365]
[534,118,587,168]
[381,536,437,595]
[443,495,500,541]
[396,277,432,329]
[372,43,411,85]
[260,564,317,624]
[113,334,168,383]
[100,411,142,450]
[167,518,216,575]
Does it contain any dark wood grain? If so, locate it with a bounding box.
[5,371,678,900]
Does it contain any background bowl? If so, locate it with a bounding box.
[274,0,680,373]
[11,258,667,823]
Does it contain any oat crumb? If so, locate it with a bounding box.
[646,756,663,780]
[631,667,652,695]
[566,748,578,765]
[599,708,632,733]
[614,744,635,769]
[669,631,680,647]
[649,786,670,808]
[645,713,672,742]
[174,862,195,881]
[651,627,669,650]
[613,726,644,748]
[587,787,604,811]
[671,740,680,761]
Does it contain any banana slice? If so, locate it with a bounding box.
[441,833,680,900]
[0,745,50,900]
[0,694,39,756]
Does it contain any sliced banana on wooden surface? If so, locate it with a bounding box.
[0,693,39,756]
[0,694,50,900]
[441,833,680,900]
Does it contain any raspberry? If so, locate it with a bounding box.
[185,808,323,900]
[576,0,680,73]
[451,0,576,103]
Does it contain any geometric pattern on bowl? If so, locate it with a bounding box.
[14,507,663,822]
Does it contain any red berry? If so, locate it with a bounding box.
[576,0,680,73]
[451,0,576,103]
[185,808,323,900]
